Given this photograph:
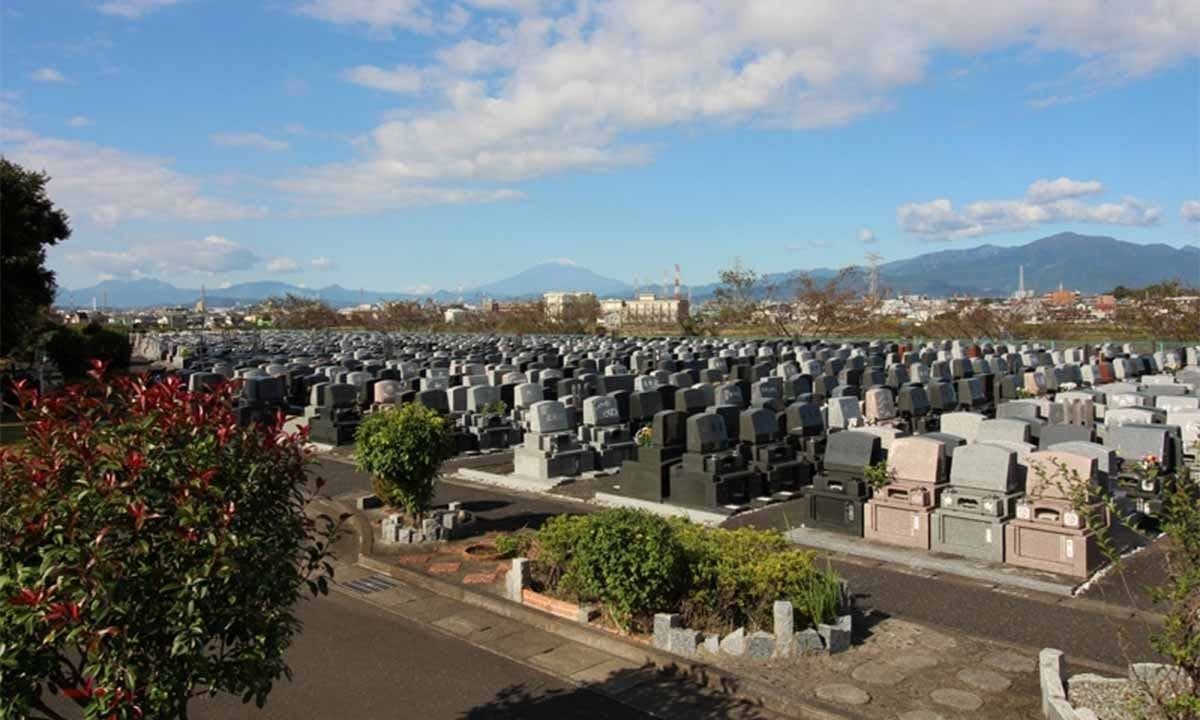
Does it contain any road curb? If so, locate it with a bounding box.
[354,554,852,720]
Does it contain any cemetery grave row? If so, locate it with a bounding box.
[147,330,1200,581]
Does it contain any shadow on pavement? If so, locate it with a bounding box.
[457,664,775,720]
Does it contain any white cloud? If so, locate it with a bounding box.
[272,160,524,215]
[858,229,877,244]
[283,123,310,135]
[341,64,423,93]
[279,1,1197,215]
[210,132,289,152]
[266,257,301,273]
[1181,200,1200,224]
[67,235,259,277]
[4,131,267,225]
[898,178,1161,240]
[296,0,462,33]
[65,115,94,127]
[96,0,184,18]
[1025,177,1103,204]
[30,68,69,84]
[310,256,336,270]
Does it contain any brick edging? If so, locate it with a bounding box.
[355,555,851,720]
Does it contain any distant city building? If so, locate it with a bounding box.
[1044,284,1077,307]
[444,307,469,324]
[601,293,690,326]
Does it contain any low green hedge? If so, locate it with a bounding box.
[517,509,842,634]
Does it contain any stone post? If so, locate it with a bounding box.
[773,600,794,657]
[506,558,528,603]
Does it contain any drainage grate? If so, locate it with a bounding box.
[343,575,400,594]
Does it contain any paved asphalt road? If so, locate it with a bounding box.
[193,589,650,720]
[311,457,1166,670]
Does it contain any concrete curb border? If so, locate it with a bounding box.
[454,467,567,492]
[355,554,851,720]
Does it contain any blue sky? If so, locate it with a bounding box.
[2,0,1197,293]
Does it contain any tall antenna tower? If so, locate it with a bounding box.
[865,252,883,301]
[674,264,681,300]
[633,275,640,296]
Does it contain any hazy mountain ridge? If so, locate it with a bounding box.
[63,232,1198,308]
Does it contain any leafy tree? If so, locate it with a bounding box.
[709,259,872,338]
[355,403,453,521]
[1117,289,1200,343]
[710,258,761,328]
[265,294,342,329]
[0,364,343,719]
[43,324,131,380]
[1,158,72,358]
[782,267,872,339]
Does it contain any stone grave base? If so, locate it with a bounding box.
[864,502,934,550]
[786,526,1081,596]
[1004,522,1102,578]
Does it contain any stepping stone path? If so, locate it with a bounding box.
[816,683,871,706]
[916,632,958,651]
[886,653,940,672]
[982,649,1034,673]
[930,688,983,711]
[852,661,906,686]
[957,667,1012,692]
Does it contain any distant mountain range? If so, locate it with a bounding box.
[61,232,1198,309]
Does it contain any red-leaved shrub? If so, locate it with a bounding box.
[0,361,343,719]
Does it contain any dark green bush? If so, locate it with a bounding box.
[42,324,131,380]
[494,530,534,559]
[520,510,842,634]
[534,510,684,631]
[673,521,836,631]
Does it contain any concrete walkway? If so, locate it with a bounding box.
[330,561,791,720]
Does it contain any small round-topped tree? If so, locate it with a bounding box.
[355,403,454,527]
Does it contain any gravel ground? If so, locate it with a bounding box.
[1068,675,1149,720]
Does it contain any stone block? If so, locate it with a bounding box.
[653,613,681,650]
[794,629,824,655]
[701,634,720,655]
[818,614,852,654]
[576,604,598,624]
[773,600,794,657]
[1129,662,1194,695]
[356,494,383,510]
[746,630,775,660]
[1040,648,1066,719]
[506,558,527,603]
[1046,696,1080,720]
[667,627,701,656]
[719,627,746,657]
